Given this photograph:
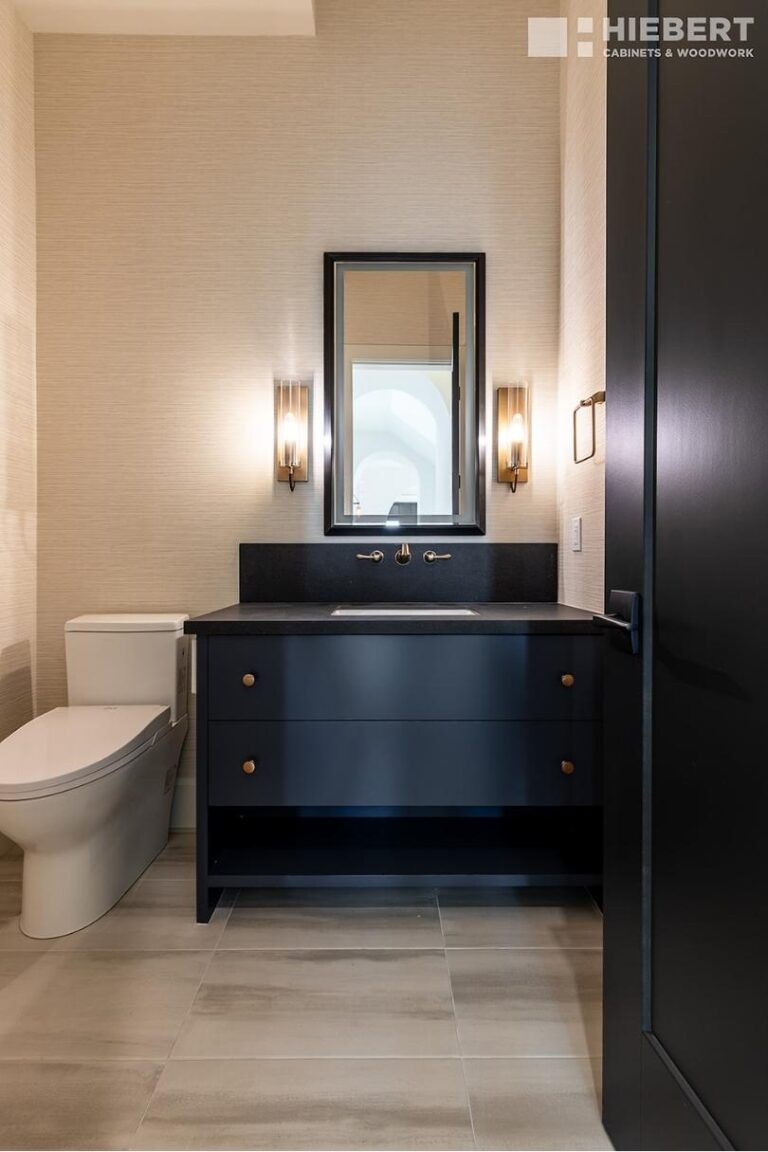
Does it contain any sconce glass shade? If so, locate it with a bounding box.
[508,413,525,466]
[496,385,529,487]
[280,411,298,468]
[275,380,310,489]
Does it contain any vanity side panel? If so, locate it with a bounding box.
[194,635,220,921]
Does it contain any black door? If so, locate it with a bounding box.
[603,3,768,1148]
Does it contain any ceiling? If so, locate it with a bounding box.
[16,0,316,36]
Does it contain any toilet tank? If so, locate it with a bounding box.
[65,614,189,722]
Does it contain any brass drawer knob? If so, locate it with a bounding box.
[242,759,256,775]
[561,673,575,688]
[242,673,256,688]
[561,760,575,776]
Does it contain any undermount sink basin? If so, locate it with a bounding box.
[331,607,478,617]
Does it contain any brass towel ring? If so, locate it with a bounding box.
[573,390,606,464]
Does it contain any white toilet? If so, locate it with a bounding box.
[0,614,189,939]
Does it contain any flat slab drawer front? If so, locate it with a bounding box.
[208,636,601,721]
[209,721,599,807]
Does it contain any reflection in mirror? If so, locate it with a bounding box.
[352,362,453,519]
[325,255,485,535]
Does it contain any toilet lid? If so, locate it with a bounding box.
[0,705,171,798]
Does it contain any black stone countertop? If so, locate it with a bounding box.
[185,602,601,636]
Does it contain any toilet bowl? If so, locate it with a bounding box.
[0,612,189,939]
[0,706,188,938]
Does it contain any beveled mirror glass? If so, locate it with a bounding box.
[324,253,485,535]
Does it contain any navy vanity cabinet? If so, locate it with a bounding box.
[189,563,603,914]
[204,634,602,810]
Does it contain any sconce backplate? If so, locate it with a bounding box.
[496,386,529,486]
[275,382,310,485]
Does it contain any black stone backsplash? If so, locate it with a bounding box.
[239,543,557,603]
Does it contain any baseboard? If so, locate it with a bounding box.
[171,777,196,829]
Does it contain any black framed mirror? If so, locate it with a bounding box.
[324,252,485,535]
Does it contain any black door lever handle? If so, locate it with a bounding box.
[593,590,641,655]
[592,612,632,632]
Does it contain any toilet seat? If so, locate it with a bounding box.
[0,705,171,801]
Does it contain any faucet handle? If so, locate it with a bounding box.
[356,550,384,563]
[423,550,452,564]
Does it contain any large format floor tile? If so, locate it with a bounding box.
[172,949,459,1058]
[0,863,609,1150]
[464,1058,611,1151]
[0,950,210,1060]
[438,890,603,949]
[53,881,233,952]
[141,832,196,882]
[0,1060,162,1151]
[220,891,442,950]
[224,888,438,909]
[448,948,602,1057]
[439,888,596,910]
[133,1058,474,1151]
[0,883,54,952]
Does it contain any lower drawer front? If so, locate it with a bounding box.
[209,721,600,807]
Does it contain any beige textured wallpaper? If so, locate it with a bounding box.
[557,0,606,613]
[34,0,563,817]
[0,0,35,852]
[0,0,35,739]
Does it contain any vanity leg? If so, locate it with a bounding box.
[197,882,222,923]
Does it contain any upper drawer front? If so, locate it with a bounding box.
[208,635,601,721]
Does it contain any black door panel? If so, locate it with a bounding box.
[604,2,768,1147]
[651,10,768,1144]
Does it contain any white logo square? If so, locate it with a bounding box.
[527,17,568,58]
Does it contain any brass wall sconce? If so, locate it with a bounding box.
[573,390,606,464]
[275,379,310,491]
[496,385,529,493]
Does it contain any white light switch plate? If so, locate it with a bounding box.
[571,516,583,552]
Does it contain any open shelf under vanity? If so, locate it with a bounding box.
[206,807,603,890]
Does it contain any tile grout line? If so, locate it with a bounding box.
[585,885,604,917]
[0,938,604,956]
[0,945,606,953]
[128,912,230,1146]
[129,941,220,1143]
[211,946,603,952]
[437,893,479,1152]
[0,1054,603,1063]
[127,1061,166,1150]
